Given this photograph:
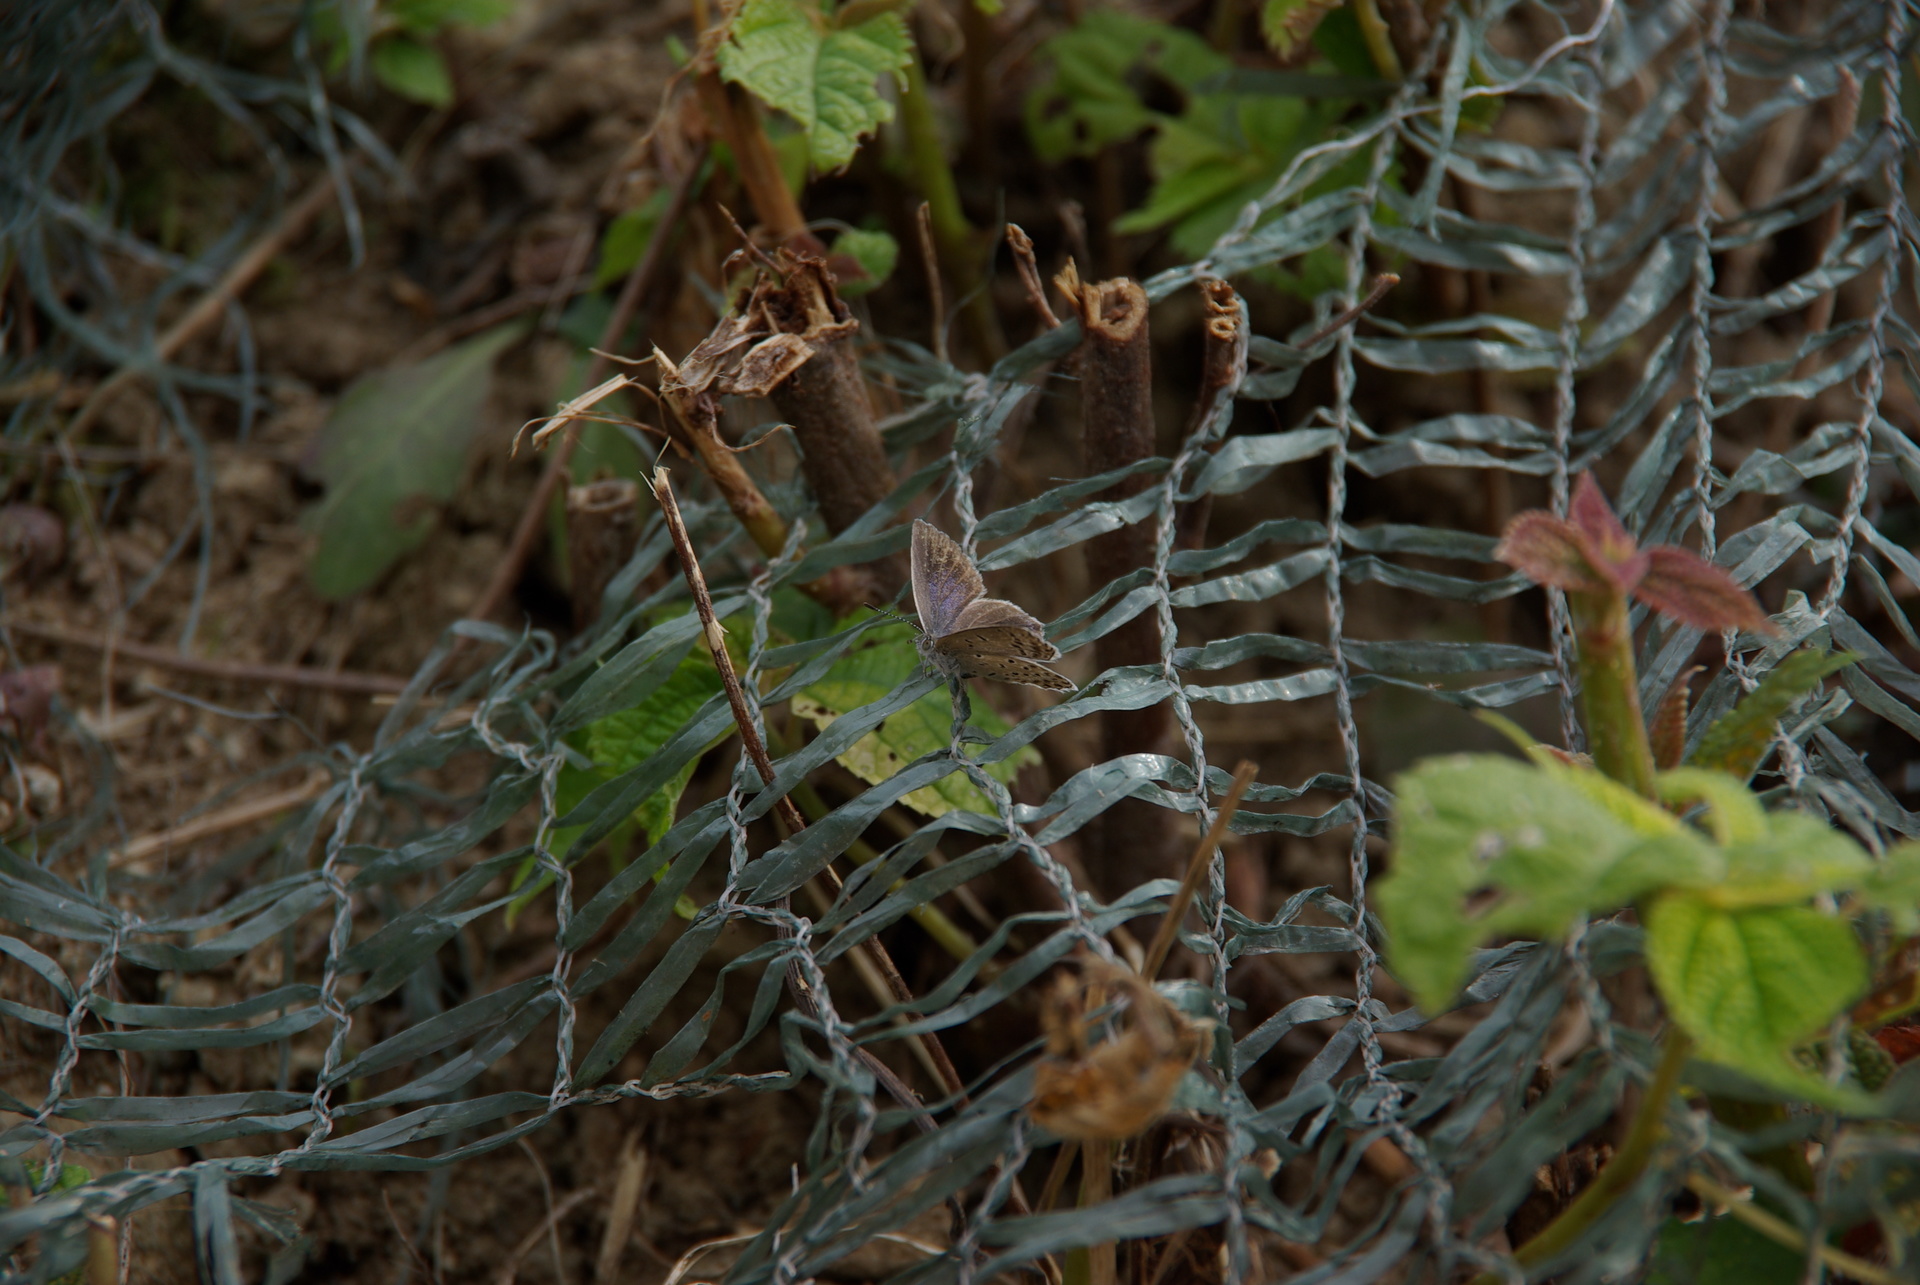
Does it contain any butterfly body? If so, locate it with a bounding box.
[911,520,1074,692]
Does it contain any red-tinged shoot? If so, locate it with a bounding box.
[1495,473,1779,796]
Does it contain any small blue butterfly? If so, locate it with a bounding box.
[911,520,1074,691]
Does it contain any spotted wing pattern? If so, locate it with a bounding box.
[910,520,985,638]
[954,653,1077,691]
[939,624,1060,661]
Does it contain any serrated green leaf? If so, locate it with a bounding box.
[371,36,453,106]
[1022,11,1226,162]
[1376,754,1715,1011]
[585,655,727,840]
[1260,0,1342,59]
[302,321,526,597]
[1116,93,1370,262]
[793,617,1035,817]
[1689,649,1858,781]
[510,656,728,923]
[715,0,910,171]
[831,227,898,297]
[1646,892,1869,1108]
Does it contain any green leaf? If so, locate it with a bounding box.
[1648,1215,1804,1285]
[793,616,1036,817]
[593,189,670,289]
[1689,649,1858,781]
[1860,842,1920,934]
[1310,5,1376,78]
[831,227,899,297]
[509,656,728,922]
[388,0,514,33]
[1116,92,1367,261]
[302,321,526,597]
[1645,892,1869,1105]
[1022,10,1228,162]
[715,0,911,171]
[1376,754,1715,1011]
[585,655,728,843]
[1260,0,1342,59]
[371,36,454,106]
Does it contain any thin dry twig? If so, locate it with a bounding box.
[516,1138,572,1285]
[491,1188,597,1285]
[468,143,709,626]
[1005,225,1061,330]
[1141,761,1259,980]
[593,1131,648,1285]
[65,175,340,440]
[915,202,949,364]
[1299,273,1399,350]
[112,774,330,869]
[5,619,410,695]
[647,468,993,1208]
[382,1190,437,1285]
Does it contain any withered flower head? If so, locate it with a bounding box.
[1028,961,1210,1143]
[1494,473,1777,635]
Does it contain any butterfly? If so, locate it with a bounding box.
[910,520,1075,691]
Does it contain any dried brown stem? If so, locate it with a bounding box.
[1174,279,1247,553]
[566,479,642,630]
[468,144,708,626]
[648,469,971,1126]
[916,203,949,364]
[1005,225,1060,330]
[756,266,902,590]
[1300,272,1399,350]
[6,619,409,695]
[1060,272,1177,896]
[1141,761,1258,980]
[649,467,809,834]
[694,73,811,248]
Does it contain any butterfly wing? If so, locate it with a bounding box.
[911,520,985,638]
[953,652,1076,691]
[951,596,1051,639]
[940,622,1060,662]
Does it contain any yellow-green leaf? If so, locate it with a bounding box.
[1645,891,1871,1109]
[1260,0,1342,59]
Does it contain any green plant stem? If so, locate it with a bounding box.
[1470,1028,1691,1284]
[1569,589,1657,798]
[1683,1174,1902,1285]
[1351,0,1404,80]
[897,54,1005,362]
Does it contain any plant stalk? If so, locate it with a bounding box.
[897,54,1004,362]
[1568,589,1657,798]
[1471,1028,1692,1284]
[1064,273,1178,897]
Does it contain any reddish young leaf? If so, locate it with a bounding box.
[1635,546,1778,634]
[1566,472,1643,587]
[1493,511,1606,593]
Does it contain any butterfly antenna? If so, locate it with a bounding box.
[866,602,921,633]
